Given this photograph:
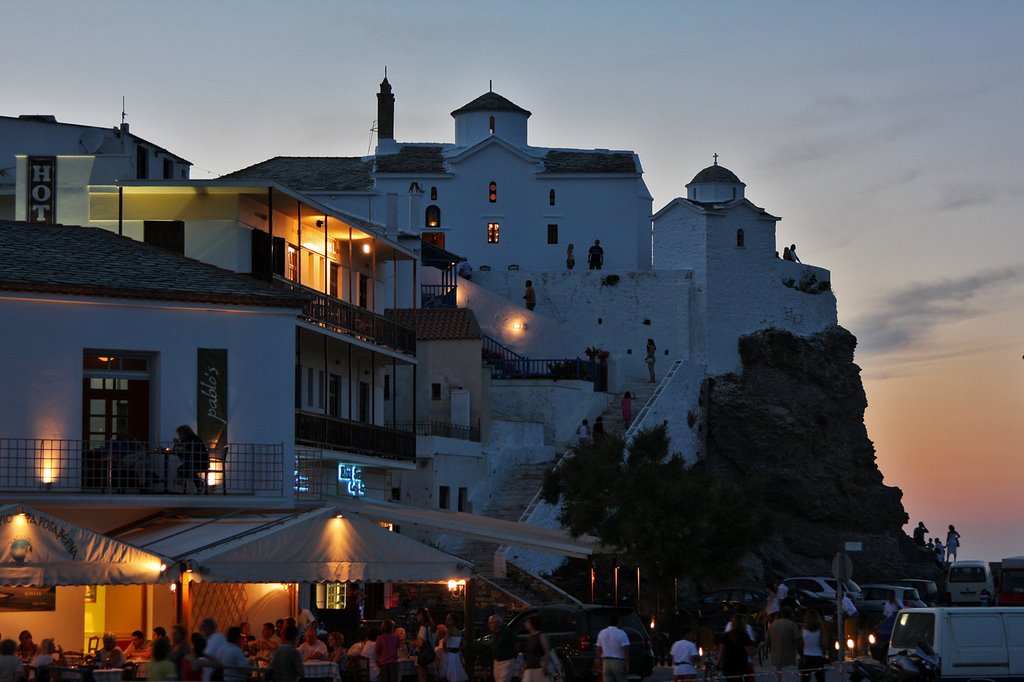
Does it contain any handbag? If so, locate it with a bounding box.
[416,629,436,667]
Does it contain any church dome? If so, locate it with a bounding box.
[688,163,741,185]
[450,92,531,118]
[685,159,745,202]
[451,90,531,148]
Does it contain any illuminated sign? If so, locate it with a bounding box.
[337,465,365,497]
[26,157,56,224]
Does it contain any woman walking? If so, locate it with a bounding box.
[799,610,827,682]
[621,391,633,427]
[521,616,550,682]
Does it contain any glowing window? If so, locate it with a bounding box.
[487,223,500,243]
[489,181,497,203]
[489,116,495,135]
[430,186,438,200]
[425,205,441,227]
[549,189,556,206]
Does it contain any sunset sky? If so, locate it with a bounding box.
[4,2,1022,562]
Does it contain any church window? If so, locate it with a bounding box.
[430,186,438,200]
[487,222,500,243]
[425,205,441,228]
[736,229,745,248]
[489,181,497,203]
[489,116,495,135]
[549,189,556,206]
[732,187,737,199]
[547,224,558,244]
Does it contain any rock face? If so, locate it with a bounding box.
[702,325,930,582]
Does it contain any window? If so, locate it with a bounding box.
[489,116,495,135]
[736,228,745,248]
[328,374,341,417]
[423,231,446,249]
[286,244,299,281]
[430,186,438,201]
[458,487,468,512]
[305,367,325,409]
[144,221,184,255]
[487,223,500,243]
[439,485,450,509]
[163,159,174,180]
[82,352,152,445]
[383,374,390,401]
[425,205,441,228]
[431,383,442,400]
[136,146,148,179]
[488,181,497,203]
[549,189,556,206]
[547,224,558,244]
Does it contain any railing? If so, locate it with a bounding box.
[421,284,457,308]
[385,421,481,443]
[624,359,683,443]
[481,334,525,364]
[0,439,285,496]
[295,449,323,500]
[295,412,416,461]
[487,357,597,382]
[273,276,416,355]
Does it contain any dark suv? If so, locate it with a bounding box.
[479,604,654,682]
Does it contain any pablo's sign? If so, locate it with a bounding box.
[26,157,56,224]
[197,348,228,451]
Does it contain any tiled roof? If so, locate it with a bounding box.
[385,308,482,341]
[374,146,446,174]
[0,221,306,308]
[688,164,743,185]
[221,156,374,192]
[542,150,639,174]
[450,92,531,118]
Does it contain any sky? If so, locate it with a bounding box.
[4,1,1022,564]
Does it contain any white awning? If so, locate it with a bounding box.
[115,508,474,584]
[332,497,599,559]
[0,504,170,586]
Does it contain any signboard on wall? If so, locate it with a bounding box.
[197,348,228,450]
[26,156,56,224]
[0,586,56,612]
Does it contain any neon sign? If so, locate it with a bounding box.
[337,465,365,497]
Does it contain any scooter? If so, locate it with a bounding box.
[849,642,938,682]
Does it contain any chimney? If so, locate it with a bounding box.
[377,76,395,141]
[385,192,399,240]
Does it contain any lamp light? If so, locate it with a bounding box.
[362,244,372,254]
[447,579,466,597]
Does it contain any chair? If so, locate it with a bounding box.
[87,636,100,654]
[348,656,369,682]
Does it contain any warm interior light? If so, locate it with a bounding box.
[868,633,876,645]
[447,579,457,591]
[335,514,344,519]
[834,641,840,651]
[649,617,655,629]
[846,638,855,650]
[169,583,177,592]
[698,647,703,658]
[159,563,167,573]
[362,243,372,254]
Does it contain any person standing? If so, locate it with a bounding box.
[883,591,904,619]
[790,244,801,263]
[782,247,793,261]
[946,525,961,562]
[270,625,304,682]
[799,610,827,682]
[198,619,226,682]
[768,608,801,682]
[576,419,591,446]
[596,613,630,682]
[934,538,946,566]
[645,338,657,383]
[717,615,754,682]
[375,621,400,682]
[217,627,252,682]
[488,616,517,682]
[412,609,436,682]
[523,280,536,311]
[588,240,604,270]
[621,391,633,427]
[669,627,698,682]
[566,244,576,271]
[592,416,606,441]
[521,616,550,682]
[439,614,468,682]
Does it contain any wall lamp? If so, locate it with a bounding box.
[447,579,466,597]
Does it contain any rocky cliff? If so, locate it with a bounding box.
[702,325,932,582]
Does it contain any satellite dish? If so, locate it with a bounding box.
[79,129,104,154]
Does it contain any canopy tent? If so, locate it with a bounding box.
[115,507,475,583]
[332,497,601,559]
[0,504,170,586]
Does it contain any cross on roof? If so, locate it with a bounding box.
[713,153,718,165]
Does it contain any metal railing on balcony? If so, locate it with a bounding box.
[0,439,285,496]
[421,284,458,308]
[295,412,416,461]
[486,357,598,383]
[385,420,481,443]
[273,276,416,355]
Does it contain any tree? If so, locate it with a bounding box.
[542,423,768,604]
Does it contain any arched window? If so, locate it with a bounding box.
[549,189,556,206]
[489,116,496,135]
[489,182,497,203]
[736,229,745,248]
[430,186,437,201]
[425,205,441,228]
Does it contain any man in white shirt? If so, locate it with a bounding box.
[595,614,629,682]
[200,618,227,682]
[669,627,698,682]
[882,591,904,619]
[217,627,252,682]
[298,626,327,661]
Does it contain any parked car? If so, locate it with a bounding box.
[894,579,940,606]
[858,584,927,628]
[678,587,768,632]
[476,604,655,682]
[782,576,863,602]
[946,560,994,606]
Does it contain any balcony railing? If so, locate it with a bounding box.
[273,276,416,355]
[386,421,481,443]
[295,412,416,462]
[487,357,598,383]
[421,284,457,308]
[0,439,285,496]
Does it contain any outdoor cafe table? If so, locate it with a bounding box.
[303,661,340,682]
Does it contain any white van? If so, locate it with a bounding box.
[890,608,1024,680]
[947,560,995,606]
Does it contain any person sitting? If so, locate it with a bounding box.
[147,638,177,682]
[0,639,25,682]
[253,623,281,667]
[125,630,153,660]
[16,631,38,663]
[327,632,347,673]
[29,639,57,681]
[172,424,209,493]
[95,633,126,669]
[297,626,327,661]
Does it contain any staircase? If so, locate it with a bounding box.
[454,461,577,606]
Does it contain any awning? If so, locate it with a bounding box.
[333,497,599,559]
[0,504,170,586]
[115,508,474,583]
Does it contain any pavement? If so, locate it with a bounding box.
[645,660,852,682]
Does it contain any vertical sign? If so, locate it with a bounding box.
[26,157,56,224]
[197,348,228,450]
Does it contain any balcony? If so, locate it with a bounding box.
[295,412,416,462]
[273,276,416,355]
[386,420,481,442]
[0,439,286,497]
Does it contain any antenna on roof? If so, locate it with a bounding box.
[121,96,126,126]
[367,119,378,156]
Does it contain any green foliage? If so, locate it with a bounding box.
[542,423,768,584]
